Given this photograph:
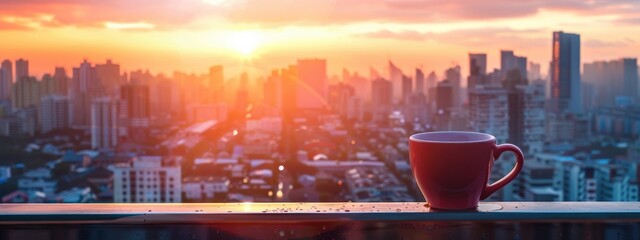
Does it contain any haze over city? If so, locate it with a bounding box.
[1,0,639,77]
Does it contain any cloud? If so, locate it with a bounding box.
[0,0,638,29]
[584,39,632,48]
[356,28,547,47]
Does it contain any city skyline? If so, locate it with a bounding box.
[0,1,639,77]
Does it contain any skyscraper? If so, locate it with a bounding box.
[12,76,40,109]
[15,59,29,82]
[71,60,98,127]
[468,53,487,90]
[95,60,121,92]
[445,65,461,107]
[296,59,327,109]
[120,83,150,141]
[415,69,424,95]
[0,60,12,100]
[40,95,70,133]
[389,61,403,101]
[209,65,224,103]
[263,69,282,109]
[371,78,392,121]
[584,58,639,106]
[91,97,118,150]
[551,31,581,113]
[469,85,509,143]
[401,75,412,102]
[501,50,528,80]
[53,67,69,95]
[327,82,355,117]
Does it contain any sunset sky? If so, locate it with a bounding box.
[0,0,639,79]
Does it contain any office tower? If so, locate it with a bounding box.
[14,106,38,136]
[401,75,412,102]
[415,69,424,94]
[209,65,224,103]
[468,53,487,90]
[528,62,542,81]
[95,60,121,92]
[15,59,28,82]
[435,81,453,115]
[551,31,581,113]
[113,156,181,203]
[70,60,98,127]
[327,82,355,117]
[0,60,12,100]
[91,97,118,150]
[235,72,249,112]
[371,78,392,121]
[12,77,40,109]
[445,65,462,107]
[345,70,368,101]
[296,59,327,109]
[53,67,69,95]
[404,92,428,124]
[469,85,509,143]
[507,82,546,156]
[263,70,282,109]
[281,65,298,163]
[426,71,438,103]
[120,83,150,141]
[501,50,528,80]
[389,61,403,102]
[584,58,638,106]
[40,95,69,133]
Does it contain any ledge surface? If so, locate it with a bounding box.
[0,202,639,224]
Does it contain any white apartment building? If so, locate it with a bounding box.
[114,156,181,203]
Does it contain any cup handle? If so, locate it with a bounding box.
[480,144,524,200]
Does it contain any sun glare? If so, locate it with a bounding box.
[228,30,263,57]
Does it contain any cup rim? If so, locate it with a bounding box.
[409,131,496,144]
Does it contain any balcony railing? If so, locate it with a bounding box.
[0,202,639,239]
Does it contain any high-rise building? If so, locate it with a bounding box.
[401,75,412,102]
[425,71,438,104]
[445,66,462,107]
[0,60,12,100]
[12,76,40,109]
[91,97,118,150]
[40,95,69,133]
[327,82,355,117]
[551,31,581,113]
[501,50,528,80]
[209,65,224,103]
[415,69,424,95]
[15,59,29,82]
[468,53,487,90]
[469,85,509,143]
[528,62,542,81]
[120,83,150,141]
[263,70,282,110]
[583,58,638,107]
[53,67,69,95]
[95,60,121,92]
[296,59,327,109]
[507,82,546,156]
[70,60,98,127]
[371,78,392,121]
[389,61,403,102]
[113,156,181,203]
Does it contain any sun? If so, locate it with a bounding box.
[228,30,263,57]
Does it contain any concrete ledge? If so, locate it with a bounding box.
[0,202,639,224]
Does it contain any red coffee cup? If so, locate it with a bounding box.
[409,131,524,210]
